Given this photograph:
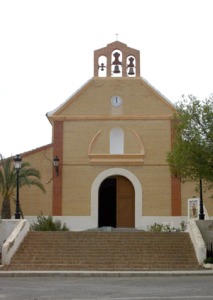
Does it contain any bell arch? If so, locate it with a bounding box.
[98,55,107,77]
[91,168,142,228]
[111,49,122,77]
[126,55,136,77]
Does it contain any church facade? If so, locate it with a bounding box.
[5,41,213,230]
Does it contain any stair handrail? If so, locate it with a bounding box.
[2,219,30,265]
[188,219,206,265]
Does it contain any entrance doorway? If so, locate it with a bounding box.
[98,176,135,228]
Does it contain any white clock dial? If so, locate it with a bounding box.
[111,95,123,107]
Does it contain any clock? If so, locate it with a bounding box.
[111,95,123,107]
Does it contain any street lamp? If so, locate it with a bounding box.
[14,154,22,219]
[199,178,205,220]
[53,156,59,177]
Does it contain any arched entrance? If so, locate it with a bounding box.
[98,176,135,228]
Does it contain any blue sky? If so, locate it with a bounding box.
[0,0,212,157]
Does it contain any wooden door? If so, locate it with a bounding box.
[116,176,135,228]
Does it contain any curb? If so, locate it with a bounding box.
[0,270,213,277]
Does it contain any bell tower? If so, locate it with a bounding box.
[94,41,140,78]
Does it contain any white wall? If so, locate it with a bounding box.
[25,215,188,232]
[2,219,30,265]
[0,220,20,248]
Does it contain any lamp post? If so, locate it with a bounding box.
[53,156,59,177]
[199,177,205,220]
[14,154,22,219]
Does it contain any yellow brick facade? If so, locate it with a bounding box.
[7,145,53,217]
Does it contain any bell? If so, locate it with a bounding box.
[128,67,135,75]
[112,52,122,65]
[99,63,105,71]
[113,65,120,73]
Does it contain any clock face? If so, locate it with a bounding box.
[111,95,123,107]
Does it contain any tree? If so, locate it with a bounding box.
[167,95,213,218]
[167,94,213,182]
[0,154,46,219]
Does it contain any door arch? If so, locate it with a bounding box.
[98,175,135,228]
[91,168,142,229]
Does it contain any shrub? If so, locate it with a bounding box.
[30,215,69,231]
[204,257,213,264]
[179,220,187,232]
[147,223,164,232]
[147,221,187,232]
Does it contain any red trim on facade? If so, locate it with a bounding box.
[52,121,63,216]
[171,176,181,216]
[170,119,181,215]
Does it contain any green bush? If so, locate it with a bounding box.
[179,220,187,232]
[147,221,187,232]
[147,223,164,232]
[30,215,69,231]
[204,257,213,264]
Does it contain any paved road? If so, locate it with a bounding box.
[0,275,213,299]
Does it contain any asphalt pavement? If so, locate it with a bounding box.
[0,273,213,300]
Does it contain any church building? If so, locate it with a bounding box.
[7,41,213,230]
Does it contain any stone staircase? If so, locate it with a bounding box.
[2,231,201,271]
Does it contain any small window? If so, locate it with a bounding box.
[110,128,124,154]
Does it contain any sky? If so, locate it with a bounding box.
[0,0,213,158]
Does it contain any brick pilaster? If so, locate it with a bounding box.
[171,176,181,215]
[52,121,63,216]
[171,119,181,215]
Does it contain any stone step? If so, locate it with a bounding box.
[3,263,201,271]
[2,231,201,271]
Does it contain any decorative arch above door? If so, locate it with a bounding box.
[88,129,145,165]
[91,168,142,229]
